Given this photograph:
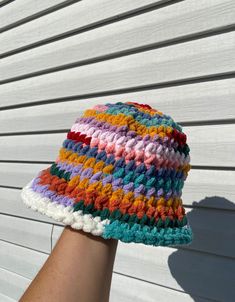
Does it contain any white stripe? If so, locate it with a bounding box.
[20,180,110,236]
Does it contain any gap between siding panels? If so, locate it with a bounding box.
[0,211,58,227]
[0,118,235,137]
[0,0,14,9]
[0,237,50,256]
[0,0,81,33]
[0,160,234,172]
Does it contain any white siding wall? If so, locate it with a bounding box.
[0,1,235,301]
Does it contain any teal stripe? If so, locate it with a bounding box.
[105,105,182,132]
[102,220,193,246]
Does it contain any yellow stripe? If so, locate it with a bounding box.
[73,176,182,211]
[83,109,173,138]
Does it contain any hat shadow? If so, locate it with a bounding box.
[168,196,235,301]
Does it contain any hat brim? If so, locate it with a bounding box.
[21,179,193,247]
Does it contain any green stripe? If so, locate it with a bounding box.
[73,199,188,229]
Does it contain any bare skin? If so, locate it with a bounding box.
[19,225,118,302]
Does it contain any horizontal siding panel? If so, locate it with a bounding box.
[0,267,30,301]
[0,79,235,132]
[0,187,61,224]
[1,0,235,81]
[0,124,235,167]
[0,32,234,108]
[0,0,74,30]
[183,169,235,209]
[52,225,235,301]
[0,162,48,188]
[0,133,64,161]
[0,214,52,253]
[1,163,234,210]
[0,240,48,279]
[186,124,235,167]
[0,0,168,56]
[110,273,206,302]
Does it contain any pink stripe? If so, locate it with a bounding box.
[70,122,189,169]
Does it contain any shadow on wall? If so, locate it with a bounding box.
[168,196,235,302]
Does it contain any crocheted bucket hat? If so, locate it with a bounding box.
[21,101,193,247]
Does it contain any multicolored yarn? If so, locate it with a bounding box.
[21,101,193,246]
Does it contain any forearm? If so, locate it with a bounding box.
[19,225,118,302]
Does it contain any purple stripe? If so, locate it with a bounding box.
[30,171,180,208]
[30,177,74,207]
[73,117,179,149]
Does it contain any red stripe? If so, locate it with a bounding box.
[67,131,92,145]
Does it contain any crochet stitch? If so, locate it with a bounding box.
[21,101,193,246]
